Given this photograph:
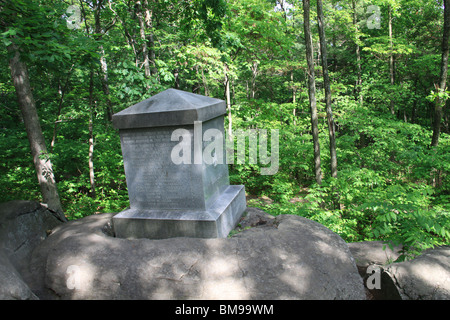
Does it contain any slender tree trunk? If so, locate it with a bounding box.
[332,32,337,73]
[411,78,418,124]
[411,99,417,124]
[88,71,96,198]
[389,6,396,115]
[50,64,74,150]
[86,0,114,121]
[94,1,112,120]
[201,67,209,96]
[109,0,139,67]
[51,79,66,151]
[317,0,337,179]
[137,1,151,78]
[8,43,66,221]
[291,71,297,126]
[143,0,157,76]
[225,69,232,141]
[352,0,362,104]
[98,45,113,121]
[317,40,321,68]
[356,44,362,103]
[279,0,288,22]
[303,0,322,185]
[251,61,258,99]
[444,99,450,133]
[431,0,450,147]
[192,65,200,94]
[174,69,180,89]
[224,68,234,167]
[246,80,249,99]
[117,14,139,67]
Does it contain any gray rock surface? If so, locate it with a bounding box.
[382,246,450,300]
[30,211,366,300]
[348,241,403,275]
[0,200,62,299]
[349,241,450,300]
[0,250,37,300]
[3,200,448,300]
[235,207,276,230]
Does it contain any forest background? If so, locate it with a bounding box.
[1,0,449,259]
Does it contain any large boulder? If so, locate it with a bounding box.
[0,200,62,299]
[348,241,404,300]
[348,241,450,300]
[0,250,37,300]
[382,246,450,300]
[348,241,403,275]
[30,211,366,300]
[0,200,63,273]
[234,207,276,231]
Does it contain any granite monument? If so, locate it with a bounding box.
[112,89,246,239]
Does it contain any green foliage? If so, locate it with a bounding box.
[251,107,450,260]
[52,125,129,219]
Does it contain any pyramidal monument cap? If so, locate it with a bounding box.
[112,88,226,129]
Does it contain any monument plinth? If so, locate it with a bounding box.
[112,89,246,239]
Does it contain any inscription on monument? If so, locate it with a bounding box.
[120,127,202,210]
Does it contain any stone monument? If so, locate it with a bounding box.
[112,88,246,239]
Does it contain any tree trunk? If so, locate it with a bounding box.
[317,0,337,179]
[389,6,396,115]
[51,74,72,151]
[137,1,151,78]
[303,0,322,185]
[444,99,450,133]
[352,0,362,104]
[115,12,138,67]
[88,71,96,198]
[251,61,258,99]
[411,100,417,124]
[201,67,209,96]
[87,0,114,121]
[431,0,450,147]
[143,0,157,76]
[99,45,113,121]
[225,70,232,141]
[224,69,234,167]
[291,71,297,126]
[8,43,66,221]
[174,69,180,89]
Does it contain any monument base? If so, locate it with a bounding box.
[113,185,246,239]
